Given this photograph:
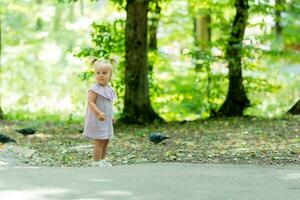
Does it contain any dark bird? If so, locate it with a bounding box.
[16,128,36,136]
[149,132,170,144]
[78,129,84,133]
[0,133,16,144]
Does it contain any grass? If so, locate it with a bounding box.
[1,115,299,167]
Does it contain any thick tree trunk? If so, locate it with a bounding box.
[217,0,250,116]
[288,99,300,114]
[122,0,161,124]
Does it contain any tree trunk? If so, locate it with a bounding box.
[193,13,211,71]
[275,0,284,40]
[148,1,161,76]
[36,0,43,31]
[122,0,161,124]
[149,2,160,51]
[193,11,215,115]
[0,107,3,120]
[0,17,3,119]
[217,0,250,116]
[288,99,300,114]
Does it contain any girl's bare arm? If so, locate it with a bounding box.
[88,91,106,121]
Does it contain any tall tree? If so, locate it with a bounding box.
[217,0,250,116]
[288,99,300,115]
[122,0,161,124]
[64,0,161,123]
[193,8,213,113]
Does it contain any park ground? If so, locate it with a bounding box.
[0,115,299,167]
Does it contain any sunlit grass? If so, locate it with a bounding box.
[3,109,83,125]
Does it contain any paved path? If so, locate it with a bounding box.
[0,162,300,200]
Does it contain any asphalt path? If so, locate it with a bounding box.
[0,162,299,200]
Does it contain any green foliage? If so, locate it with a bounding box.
[149,52,228,121]
[1,0,98,119]
[186,0,299,118]
[1,0,300,122]
[110,0,126,9]
[74,20,126,114]
[75,20,125,61]
[244,77,281,95]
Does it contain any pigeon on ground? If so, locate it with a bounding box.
[0,133,16,144]
[78,129,84,133]
[149,133,170,144]
[16,128,36,136]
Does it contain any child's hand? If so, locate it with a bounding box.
[96,112,106,121]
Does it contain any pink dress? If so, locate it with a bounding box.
[83,84,117,140]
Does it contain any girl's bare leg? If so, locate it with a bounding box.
[93,140,106,161]
[101,139,109,159]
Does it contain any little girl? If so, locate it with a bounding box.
[83,57,118,167]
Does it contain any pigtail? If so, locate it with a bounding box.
[90,56,98,66]
[109,56,119,69]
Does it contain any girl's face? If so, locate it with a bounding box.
[94,64,112,86]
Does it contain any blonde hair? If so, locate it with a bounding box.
[90,56,118,71]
